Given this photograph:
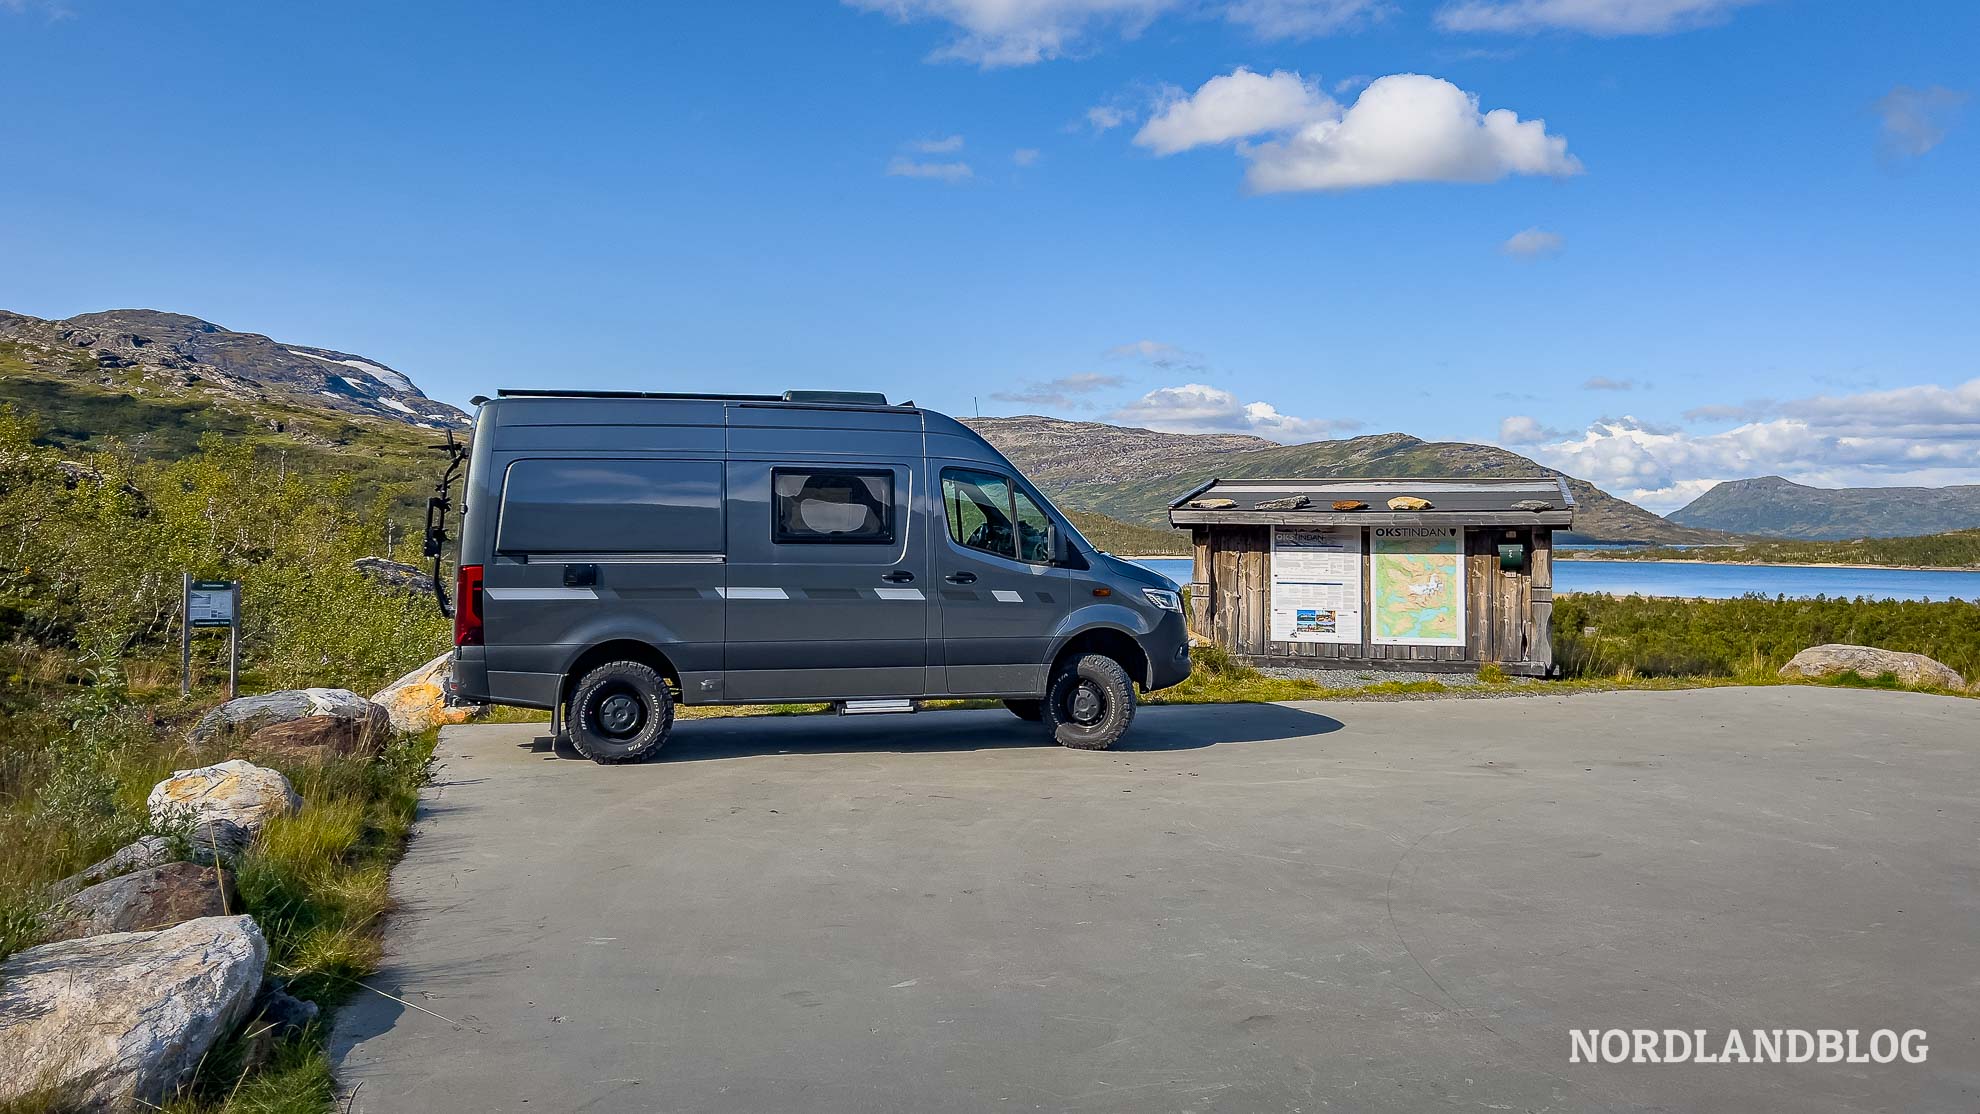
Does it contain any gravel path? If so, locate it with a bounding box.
[1259,665,1486,688]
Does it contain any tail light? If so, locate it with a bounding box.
[454,564,484,646]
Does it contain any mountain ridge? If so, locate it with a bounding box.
[1670,475,1980,540]
[0,308,1735,546]
[963,415,1736,545]
[0,308,468,430]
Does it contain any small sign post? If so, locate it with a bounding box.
[182,574,242,698]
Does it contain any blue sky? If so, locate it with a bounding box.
[1,0,1974,509]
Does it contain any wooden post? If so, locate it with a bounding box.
[180,572,192,697]
[1530,529,1554,674]
[227,582,241,699]
[1188,527,1211,635]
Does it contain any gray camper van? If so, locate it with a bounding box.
[448,389,1190,763]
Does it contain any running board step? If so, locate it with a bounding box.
[837,699,917,716]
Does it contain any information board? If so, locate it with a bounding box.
[1370,526,1465,646]
[187,581,238,628]
[1269,527,1363,644]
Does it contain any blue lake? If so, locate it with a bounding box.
[1125,557,1980,603]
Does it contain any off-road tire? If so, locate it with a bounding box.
[1003,699,1043,722]
[568,660,674,764]
[1041,653,1135,750]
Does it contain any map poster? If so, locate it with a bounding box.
[1370,526,1465,647]
[1269,527,1362,644]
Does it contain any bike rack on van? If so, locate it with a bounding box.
[423,429,470,619]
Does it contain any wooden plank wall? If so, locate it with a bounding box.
[1190,524,1550,669]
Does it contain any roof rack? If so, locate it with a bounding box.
[496,389,782,401]
[493,389,896,406]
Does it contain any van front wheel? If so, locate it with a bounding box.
[1042,653,1135,750]
[568,660,674,764]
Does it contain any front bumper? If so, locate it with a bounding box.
[1143,611,1191,691]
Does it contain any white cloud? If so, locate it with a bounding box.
[1132,70,1580,192]
[844,0,1173,67]
[1012,147,1042,166]
[1222,0,1389,39]
[886,156,974,182]
[1511,377,1980,511]
[908,134,966,153]
[1085,103,1134,132]
[1135,68,1336,156]
[1110,382,1358,442]
[1874,85,1967,159]
[1582,375,1637,391]
[1105,339,1205,371]
[1499,415,1567,444]
[1435,0,1759,35]
[1244,74,1581,192]
[991,372,1126,409]
[1501,227,1564,257]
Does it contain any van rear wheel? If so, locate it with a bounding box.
[1041,653,1134,750]
[568,660,674,764]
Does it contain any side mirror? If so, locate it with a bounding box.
[1050,525,1086,569]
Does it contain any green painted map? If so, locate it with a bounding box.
[1371,528,1464,646]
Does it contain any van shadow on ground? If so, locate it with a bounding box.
[523,702,1342,764]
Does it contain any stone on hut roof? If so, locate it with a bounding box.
[1168,476,1575,528]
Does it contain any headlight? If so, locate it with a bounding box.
[1141,587,1182,612]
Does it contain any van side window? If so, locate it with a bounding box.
[942,468,1051,564]
[497,459,723,554]
[773,469,895,544]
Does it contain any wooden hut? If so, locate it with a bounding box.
[1167,477,1575,677]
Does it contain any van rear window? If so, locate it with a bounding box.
[497,459,723,554]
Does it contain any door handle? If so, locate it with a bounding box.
[881,570,915,584]
[944,571,977,584]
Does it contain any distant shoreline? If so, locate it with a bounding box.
[1559,555,1980,573]
[1121,552,1980,574]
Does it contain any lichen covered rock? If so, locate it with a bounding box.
[371,651,486,734]
[189,688,388,756]
[46,862,239,943]
[148,759,300,837]
[1779,644,1965,689]
[246,709,390,760]
[49,819,252,902]
[0,916,266,1110]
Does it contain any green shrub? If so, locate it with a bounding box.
[1554,593,1980,682]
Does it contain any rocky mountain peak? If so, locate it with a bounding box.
[0,309,468,430]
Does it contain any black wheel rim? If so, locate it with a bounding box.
[1068,680,1104,726]
[594,686,647,740]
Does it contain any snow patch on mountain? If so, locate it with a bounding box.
[288,349,417,394]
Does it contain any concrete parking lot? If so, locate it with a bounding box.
[331,688,1977,1113]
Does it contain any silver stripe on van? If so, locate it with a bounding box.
[991,590,1023,603]
[874,587,925,601]
[484,587,601,601]
[535,553,725,564]
[717,587,789,600]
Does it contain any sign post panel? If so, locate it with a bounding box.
[187,580,239,628]
[1269,526,1363,644]
[1369,526,1465,647]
